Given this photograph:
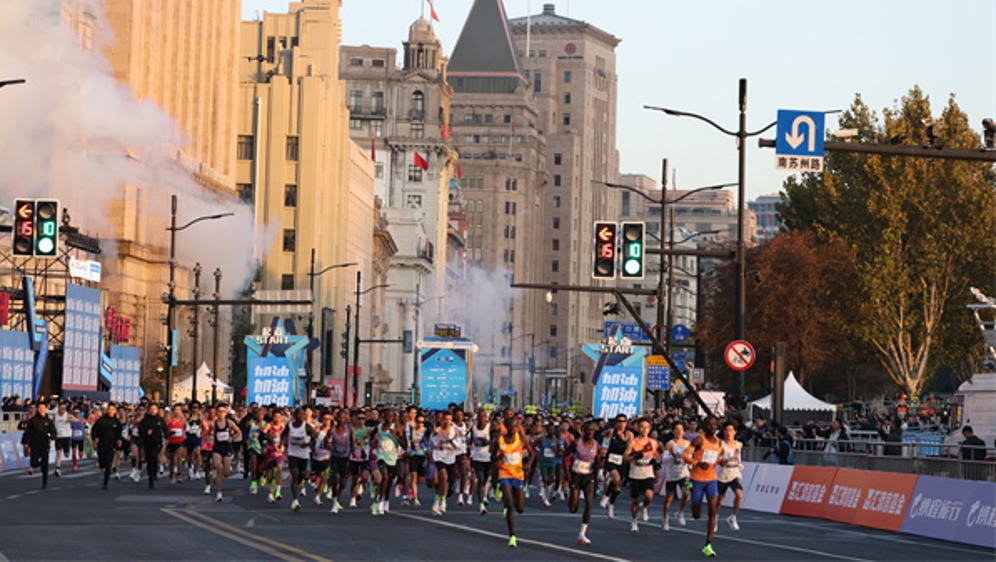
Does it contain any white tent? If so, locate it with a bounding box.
[749,372,837,418]
[171,362,232,403]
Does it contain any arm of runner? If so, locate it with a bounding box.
[682,436,701,465]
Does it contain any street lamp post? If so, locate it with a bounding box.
[190,263,202,402]
[164,194,234,403]
[211,268,222,404]
[351,270,389,407]
[0,79,26,89]
[306,248,356,401]
[645,78,777,404]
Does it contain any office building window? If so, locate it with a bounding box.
[282,229,296,252]
[553,217,560,229]
[549,347,558,359]
[348,90,362,111]
[284,184,297,207]
[371,120,383,137]
[553,195,561,208]
[552,239,560,251]
[408,165,423,182]
[550,325,558,337]
[485,114,493,123]
[622,191,630,216]
[564,92,571,104]
[539,50,547,57]
[411,90,425,116]
[349,58,363,66]
[563,113,571,126]
[349,118,362,130]
[237,135,253,160]
[504,114,512,124]
[285,136,299,161]
[564,70,572,83]
[237,183,253,204]
[371,59,385,68]
[554,153,562,165]
[411,122,424,138]
[552,260,559,273]
[371,91,384,113]
[281,274,294,290]
[554,175,562,186]
[550,303,558,315]
[478,176,484,189]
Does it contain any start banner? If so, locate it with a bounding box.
[822,468,917,531]
[901,475,996,549]
[780,465,837,519]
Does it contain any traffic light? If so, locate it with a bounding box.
[12,199,34,256]
[620,222,645,279]
[592,221,617,279]
[34,200,59,257]
[340,329,349,359]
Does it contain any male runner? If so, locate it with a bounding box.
[52,402,75,478]
[659,420,691,530]
[717,420,744,531]
[138,403,167,488]
[24,402,57,488]
[494,414,535,547]
[286,407,316,511]
[599,414,632,519]
[91,404,123,490]
[566,421,602,545]
[682,415,722,557]
[431,410,459,515]
[624,418,660,532]
[469,409,493,514]
[327,409,353,513]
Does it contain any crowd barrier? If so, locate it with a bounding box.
[736,460,995,549]
[0,431,29,472]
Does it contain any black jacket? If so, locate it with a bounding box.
[25,413,56,450]
[91,415,123,450]
[138,414,167,447]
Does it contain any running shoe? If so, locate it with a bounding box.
[204,485,211,495]
[524,487,530,499]
[630,520,639,533]
[662,515,670,531]
[382,500,390,513]
[250,481,258,494]
[413,498,421,507]
[325,488,334,500]
[677,512,686,526]
[330,503,340,514]
[132,470,141,483]
[494,487,503,502]
[727,515,740,531]
[508,535,517,548]
[313,496,323,507]
[260,474,268,486]
[457,493,464,506]
[577,533,591,545]
[607,504,615,519]
[369,485,376,499]
[216,492,223,502]
[292,499,301,512]
[349,497,357,508]
[599,495,610,509]
[370,502,379,516]
[267,492,276,503]
[432,497,441,516]
[301,486,307,497]
[440,499,447,513]
[642,506,649,522]
[274,492,283,502]
[54,468,61,478]
[336,501,344,511]
[394,484,402,498]
[543,498,552,508]
[558,489,566,501]
[702,543,717,557]
[480,502,488,515]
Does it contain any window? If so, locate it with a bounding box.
[539,50,547,57]
[549,347,558,359]
[510,226,516,239]
[564,92,571,105]
[504,202,511,214]
[552,239,560,251]
[464,114,474,123]
[348,90,362,111]
[237,135,253,160]
[371,121,383,137]
[550,303,558,316]
[464,135,474,143]
[408,165,423,182]
[533,70,542,93]
[514,154,523,162]
[349,58,363,66]
[553,217,560,229]
[510,250,515,263]
[477,176,484,189]
[504,114,512,124]
[622,192,631,217]
[371,59,385,68]
[563,113,571,126]
[284,184,297,207]
[349,118,362,130]
[466,177,476,189]
[281,274,295,290]
[285,136,299,161]
[411,90,425,117]
[553,195,561,208]
[267,37,276,62]
[282,229,296,252]
[564,70,572,83]
[554,153,562,165]
[375,162,384,178]
[552,260,559,273]
[550,325,558,337]
[554,175,562,186]
[485,114,493,123]
[371,91,385,113]
[411,123,424,138]
[480,135,489,143]
[237,183,253,204]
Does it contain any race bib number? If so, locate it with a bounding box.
[170,428,183,437]
[608,453,624,465]
[702,450,719,464]
[290,435,307,447]
[503,452,521,466]
[188,425,201,437]
[672,445,685,463]
[573,460,592,475]
[382,439,396,452]
[216,430,230,442]
[543,448,556,459]
[72,429,84,439]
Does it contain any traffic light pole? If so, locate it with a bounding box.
[654,159,668,411]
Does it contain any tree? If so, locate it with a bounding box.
[779,87,996,396]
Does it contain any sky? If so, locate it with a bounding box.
[243,0,996,202]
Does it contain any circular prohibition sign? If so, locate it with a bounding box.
[724,340,755,371]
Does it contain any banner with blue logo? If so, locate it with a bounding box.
[247,356,295,407]
[420,348,469,411]
[592,363,645,419]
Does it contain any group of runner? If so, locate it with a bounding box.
[21,400,748,557]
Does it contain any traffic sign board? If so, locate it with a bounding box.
[646,354,670,391]
[684,360,695,372]
[604,321,649,343]
[671,324,690,344]
[775,109,825,171]
[724,340,755,371]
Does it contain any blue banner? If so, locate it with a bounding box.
[603,321,649,343]
[110,345,142,404]
[592,362,644,419]
[901,475,996,548]
[247,356,294,407]
[0,330,34,400]
[64,283,102,391]
[420,348,468,411]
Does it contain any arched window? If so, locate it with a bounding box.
[411,90,425,118]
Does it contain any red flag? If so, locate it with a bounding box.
[442,123,450,141]
[370,137,376,162]
[414,151,429,171]
[427,0,440,21]
[456,163,462,179]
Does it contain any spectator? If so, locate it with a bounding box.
[960,426,987,461]
[876,417,903,456]
[822,419,850,454]
[767,425,793,465]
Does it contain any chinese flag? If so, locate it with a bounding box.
[427,0,440,21]
[370,137,376,162]
[456,163,462,179]
[414,151,429,171]
[442,123,450,141]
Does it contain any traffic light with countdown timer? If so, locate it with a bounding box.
[592,221,617,279]
[12,199,35,256]
[34,200,59,257]
[620,222,645,279]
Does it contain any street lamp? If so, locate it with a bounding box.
[0,79,26,89]
[351,269,389,407]
[306,248,356,400]
[164,194,234,403]
[601,172,731,409]
[645,78,778,404]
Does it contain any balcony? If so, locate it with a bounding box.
[348,105,386,119]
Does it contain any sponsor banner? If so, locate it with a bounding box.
[0,433,22,471]
[64,283,102,391]
[823,468,917,531]
[781,465,837,519]
[721,461,757,508]
[247,357,294,407]
[901,475,996,549]
[323,377,346,407]
[420,348,469,411]
[0,329,34,400]
[592,363,644,419]
[742,463,794,513]
[110,345,142,404]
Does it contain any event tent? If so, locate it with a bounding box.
[171,362,232,403]
[748,372,837,422]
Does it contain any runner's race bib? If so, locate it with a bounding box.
[217,430,230,442]
[543,448,556,459]
[702,450,719,464]
[672,445,685,463]
[573,460,593,475]
[72,429,84,439]
[503,452,521,466]
[382,438,396,452]
[608,453,624,465]
[170,428,183,437]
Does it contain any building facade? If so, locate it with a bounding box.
[748,193,783,243]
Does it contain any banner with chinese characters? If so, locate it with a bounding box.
[63,283,102,391]
[247,356,294,407]
[0,329,34,400]
[109,345,142,404]
[583,324,648,419]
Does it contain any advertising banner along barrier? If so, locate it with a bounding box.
[742,462,795,513]
[780,465,838,519]
[822,467,917,531]
[722,461,758,508]
[901,475,996,549]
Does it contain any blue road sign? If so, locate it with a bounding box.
[603,321,649,343]
[776,110,825,157]
[671,324,690,344]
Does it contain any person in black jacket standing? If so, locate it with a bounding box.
[138,403,167,488]
[25,402,57,488]
[91,404,123,490]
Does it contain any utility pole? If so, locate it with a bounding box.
[190,263,202,402]
[735,78,749,407]
[654,158,668,411]
[211,268,222,404]
[352,271,361,407]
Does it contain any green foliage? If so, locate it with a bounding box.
[779,86,996,395]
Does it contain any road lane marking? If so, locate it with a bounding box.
[170,508,332,562]
[390,511,632,562]
[657,523,872,561]
[162,508,302,562]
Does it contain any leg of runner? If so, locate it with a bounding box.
[727,480,743,531]
[289,457,305,511]
[705,484,720,556]
[501,480,525,547]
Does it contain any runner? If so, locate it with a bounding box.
[682,415,722,558]
[494,414,535,547]
[164,405,185,483]
[566,421,602,545]
[717,420,744,531]
[138,403,167,489]
[286,407,317,511]
[537,422,563,507]
[348,410,375,508]
[624,418,660,532]
[452,409,471,506]
[469,409,492,515]
[200,406,217,494]
[211,403,242,501]
[183,402,204,481]
[311,411,333,507]
[659,420,692,530]
[91,404,123,490]
[262,408,288,503]
[374,409,404,515]
[245,407,267,495]
[599,414,632,519]
[327,408,353,513]
[52,402,74,478]
[405,411,429,508]
[431,410,459,516]
[69,407,86,472]
[24,402,56,488]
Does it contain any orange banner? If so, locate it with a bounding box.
[780,466,837,519]
[824,468,918,531]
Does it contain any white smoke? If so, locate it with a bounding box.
[0,0,259,296]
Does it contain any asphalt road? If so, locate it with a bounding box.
[0,463,990,562]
